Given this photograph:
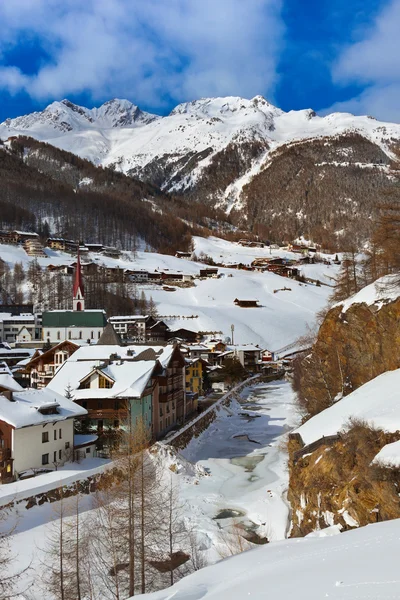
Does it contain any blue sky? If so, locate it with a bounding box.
[0,0,398,122]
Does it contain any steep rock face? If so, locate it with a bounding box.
[288,425,400,537]
[288,277,400,536]
[299,283,400,417]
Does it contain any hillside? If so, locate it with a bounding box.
[0,237,336,347]
[133,518,400,599]
[1,96,400,246]
[0,137,224,253]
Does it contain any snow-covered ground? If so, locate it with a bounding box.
[0,457,111,506]
[134,517,400,599]
[294,369,400,446]
[7,380,297,598]
[0,238,336,348]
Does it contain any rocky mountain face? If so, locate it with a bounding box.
[1,95,400,246]
[288,275,400,536]
[298,276,400,417]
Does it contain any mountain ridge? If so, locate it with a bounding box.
[1,95,400,247]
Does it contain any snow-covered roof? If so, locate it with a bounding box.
[0,388,87,428]
[47,359,156,400]
[294,369,400,446]
[74,434,98,447]
[0,313,35,322]
[0,374,23,392]
[337,274,400,313]
[65,343,175,368]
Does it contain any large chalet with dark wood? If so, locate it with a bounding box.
[25,340,80,389]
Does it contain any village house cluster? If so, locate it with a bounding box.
[0,255,277,485]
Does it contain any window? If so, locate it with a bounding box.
[57,331,61,340]
[86,447,91,454]
[99,376,112,389]
[91,331,94,339]
[54,451,57,463]
[68,331,72,340]
[114,420,119,428]
[98,331,101,339]
[42,431,49,443]
[59,428,62,439]
[65,442,70,450]
[42,453,49,465]
[54,430,57,441]
[79,331,82,339]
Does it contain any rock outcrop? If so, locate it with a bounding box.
[298,276,400,417]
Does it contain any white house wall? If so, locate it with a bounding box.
[43,327,104,343]
[13,419,75,475]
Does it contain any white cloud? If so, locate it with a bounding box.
[0,0,284,110]
[326,0,400,122]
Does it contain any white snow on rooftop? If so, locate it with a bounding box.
[0,388,87,428]
[47,358,156,400]
[294,369,400,446]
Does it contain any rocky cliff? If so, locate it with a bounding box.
[288,275,400,536]
[297,275,400,418]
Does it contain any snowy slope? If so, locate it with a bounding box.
[294,369,400,446]
[0,238,334,349]
[1,95,399,207]
[133,518,400,600]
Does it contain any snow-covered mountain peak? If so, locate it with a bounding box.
[90,98,159,127]
[1,97,159,135]
[169,95,283,121]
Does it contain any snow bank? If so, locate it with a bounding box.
[294,369,400,446]
[337,274,400,313]
[133,518,400,600]
[372,440,400,468]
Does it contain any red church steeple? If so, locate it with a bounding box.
[73,249,85,311]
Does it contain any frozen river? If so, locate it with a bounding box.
[178,379,299,558]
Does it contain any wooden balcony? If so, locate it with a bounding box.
[0,448,11,461]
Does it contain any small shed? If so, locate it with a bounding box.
[234,299,260,308]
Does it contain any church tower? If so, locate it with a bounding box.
[73,249,85,311]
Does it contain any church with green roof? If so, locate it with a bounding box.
[42,251,107,343]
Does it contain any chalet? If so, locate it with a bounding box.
[234,298,260,308]
[233,345,261,371]
[102,246,121,258]
[47,238,68,251]
[85,243,104,252]
[261,349,274,362]
[148,272,163,282]
[25,340,80,389]
[47,264,74,275]
[167,328,199,343]
[10,231,39,245]
[0,345,35,368]
[199,268,219,278]
[124,270,149,282]
[47,343,187,442]
[24,238,46,257]
[175,251,192,259]
[146,320,170,343]
[0,388,87,483]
